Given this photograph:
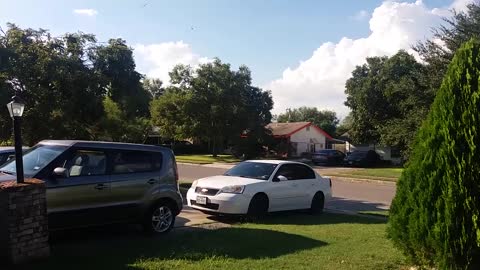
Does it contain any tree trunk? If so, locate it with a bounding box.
[212,136,218,157]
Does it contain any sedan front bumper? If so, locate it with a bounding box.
[186,188,251,214]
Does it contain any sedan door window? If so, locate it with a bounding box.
[274,164,298,180]
[275,164,315,180]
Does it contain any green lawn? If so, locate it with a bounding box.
[322,168,403,182]
[358,210,390,218]
[29,213,407,270]
[176,154,241,164]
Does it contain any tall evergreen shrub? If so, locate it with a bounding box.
[388,39,480,269]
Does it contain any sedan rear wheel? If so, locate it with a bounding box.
[310,192,325,215]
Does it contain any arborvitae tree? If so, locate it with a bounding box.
[388,39,480,269]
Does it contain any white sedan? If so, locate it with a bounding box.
[186,160,332,216]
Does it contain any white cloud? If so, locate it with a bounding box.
[73,9,98,16]
[265,0,474,118]
[350,10,369,21]
[134,41,211,84]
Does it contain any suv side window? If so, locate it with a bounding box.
[112,151,162,174]
[64,150,107,177]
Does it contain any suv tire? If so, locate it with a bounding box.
[143,201,176,234]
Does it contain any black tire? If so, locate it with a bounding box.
[310,192,325,215]
[247,193,269,219]
[143,201,176,234]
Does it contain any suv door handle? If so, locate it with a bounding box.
[147,179,157,185]
[94,184,108,190]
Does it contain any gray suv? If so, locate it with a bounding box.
[0,140,183,234]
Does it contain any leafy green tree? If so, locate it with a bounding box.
[143,77,164,98]
[335,112,353,137]
[151,59,273,157]
[277,106,338,136]
[345,51,432,158]
[100,96,151,143]
[92,38,151,118]
[0,24,105,145]
[150,87,191,141]
[415,3,480,93]
[388,39,480,269]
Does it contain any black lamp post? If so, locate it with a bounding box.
[6,94,25,183]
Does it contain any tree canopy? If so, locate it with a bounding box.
[344,50,432,158]
[150,59,273,156]
[0,24,151,145]
[276,107,338,136]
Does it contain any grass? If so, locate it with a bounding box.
[322,168,403,182]
[358,210,390,218]
[176,154,241,164]
[27,213,407,270]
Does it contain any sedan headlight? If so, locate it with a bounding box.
[192,180,199,188]
[219,185,245,194]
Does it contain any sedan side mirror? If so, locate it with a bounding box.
[273,175,288,182]
[53,167,69,178]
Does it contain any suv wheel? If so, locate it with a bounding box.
[144,202,176,234]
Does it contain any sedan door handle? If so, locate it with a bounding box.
[147,179,157,185]
[94,184,108,190]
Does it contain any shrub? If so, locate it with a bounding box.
[388,39,480,269]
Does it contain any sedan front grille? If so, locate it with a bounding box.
[195,187,220,196]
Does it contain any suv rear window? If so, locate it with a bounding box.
[112,151,162,174]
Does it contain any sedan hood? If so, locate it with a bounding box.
[0,173,17,182]
[194,175,266,189]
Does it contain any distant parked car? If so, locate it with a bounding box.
[311,149,346,166]
[344,150,380,167]
[0,140,182,234]
[187,160,332,216]
[0,147,15,165]
[0,147,29,166]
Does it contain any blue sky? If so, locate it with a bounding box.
[0,0,467,115]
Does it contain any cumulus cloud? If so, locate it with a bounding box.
[134,41,211,84]
[265,0,474,118]
[73,9,98,16]
[350,10,369,21]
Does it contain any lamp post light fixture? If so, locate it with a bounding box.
[6,95,25,183]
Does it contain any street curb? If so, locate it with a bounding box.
[325,208,388,220]
[325,176,397,185]
[177,162,236,169]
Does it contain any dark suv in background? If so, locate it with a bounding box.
[0,140,182,234]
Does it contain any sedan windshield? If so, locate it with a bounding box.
[0,145,67,177]
[224,162,278,180]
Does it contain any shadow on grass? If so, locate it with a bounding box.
[206,211,387,226]
[18,225,325,270]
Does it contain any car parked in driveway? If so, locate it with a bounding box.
[311,149,345,166]
[344,150,380,167]
[0,140,182,234]
[0,147,15,165]
[187,160,332,216]
[0,147,29,165]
